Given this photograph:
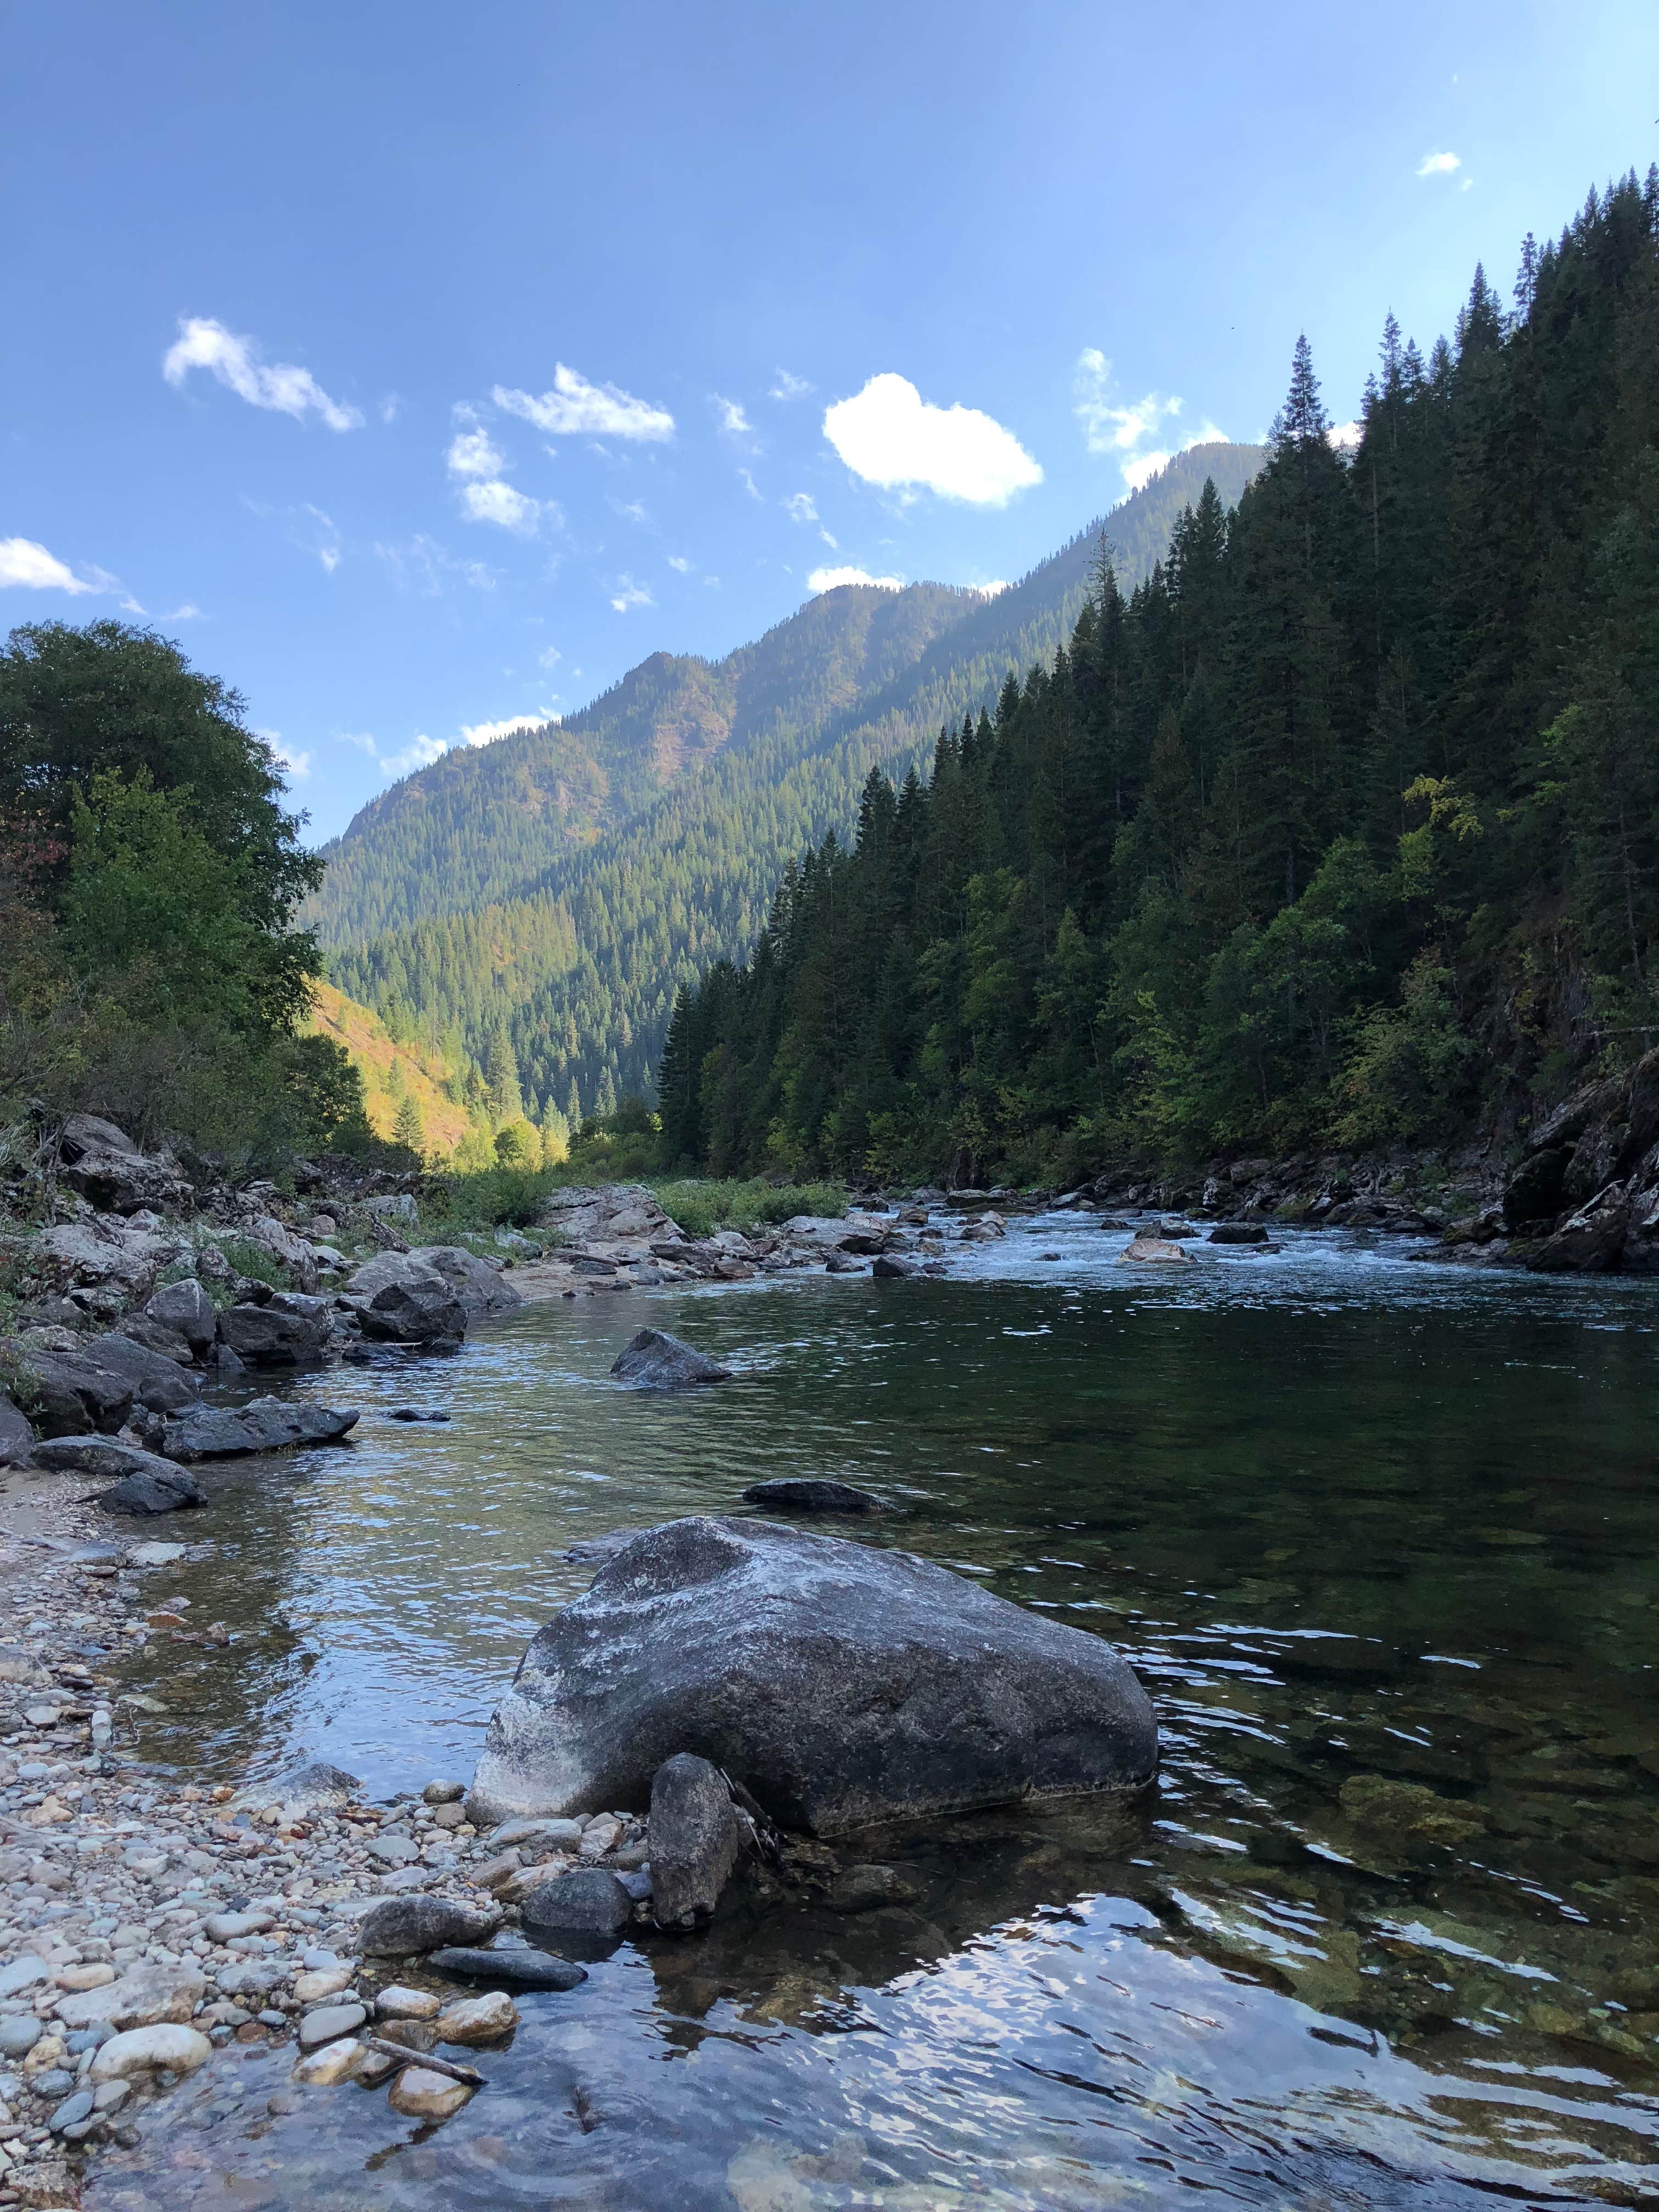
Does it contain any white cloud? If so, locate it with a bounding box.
[538,644,563,669]
[460,478,541,533]
[784,492,820,524]
[301,503,342,574]
[1074,351,1227,492]
[738,467,762,501]
[379,394,403,425]
[1328,419,1364,455]
[823,374,1041,506]
[259,730,312,783]
[609,575,653,612]
[1417,150,1461,177]
[972,580,1009,597]
[493,365,674,442]
[1121,452,1171,494]
[769,368,813,400]
[447,422,505,478]
[162,317,362,430]
[458,713,546,747]
[163,602,204,621]
[0,537,103,594]
[808,565,904,593]
[612,497,648,523]
[712,394,753,438]
[667,554,692,573]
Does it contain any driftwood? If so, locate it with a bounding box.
[362,2034,483,2087]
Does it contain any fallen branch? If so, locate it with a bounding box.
[362,2034,483,2088]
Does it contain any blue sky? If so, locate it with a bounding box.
[5,0,1655,842]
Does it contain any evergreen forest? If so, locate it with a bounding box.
[659,172,1659,1185]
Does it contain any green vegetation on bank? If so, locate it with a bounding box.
[662,172,1659,1184]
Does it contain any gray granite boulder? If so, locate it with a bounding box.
[144,1278,217,1356]
[216,1295,332,1365]
[3,1346,134,1435]
[467,1516,1158,1835]
[99,1457,205,1515]
[609,1329,731,1387]
[343,1256,468,1345]
[649,1753,744,1931]
[82,1332,198,1412]
[408,1246,522,1318]
[427,1945,584,1990]
[160,1395,358,1460]
[520,1869,633,1944]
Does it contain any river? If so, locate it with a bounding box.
[87,1214,1659,2209]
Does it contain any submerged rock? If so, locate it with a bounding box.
[426,1945,585,1991]
[467,1515,1157,1835]
[1339,1773,1486,1847]
[610,1328,732,1387]
[160,1396,359,1460]
[650,1753,744,1931]
[741,1477,884,1516]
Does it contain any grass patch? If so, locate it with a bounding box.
[651,1179,848,1240]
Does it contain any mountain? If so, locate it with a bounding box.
[315,442,1264,1123]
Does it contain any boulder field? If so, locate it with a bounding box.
[466,1516,1158,1835]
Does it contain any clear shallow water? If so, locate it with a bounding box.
[89,1222,1659,2210]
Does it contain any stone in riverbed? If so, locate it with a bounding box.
[160,1395,359,1460]
[298,2002,365,2050]
[488,1815,584,1851]
[467,1516,1157,1835]
[7,1347,134,1436]
[343,1255,470,1345]
[871,1254,919,1279]
[98,1456,206,1516]
[741,1477,883,1516]
[56,1963,204,2033]
[520,1869,633,1942]
[1207,1223,1270,1245]
[0,2015,43,2058]
[650,1752,744,1931]
[1339,1774,1486,1848]
[292,2038,363,2086]
[1117,1235,1191,1265]
[609,1328,731,1387]
[90,2023,212,2081]
[359,1896,503,1957]
[82,1331,198,1410]
[828,1863,915,1914]
[376,1985,441,2019]
[389,2064,473,2119]
[434,1990,517,2045]
[426,1946,586,1991]
[292,1968,354,2005]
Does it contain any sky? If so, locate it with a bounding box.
[4,1,1655,843]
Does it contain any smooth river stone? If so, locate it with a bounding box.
[376,1985,441,2019]
[298,2002,366,2050]
[91,2024,212,2081]
[389,2064,473,2120]
[433,1991,517,2045]
[293,2037,363,2086]
[426,1946,586,1991]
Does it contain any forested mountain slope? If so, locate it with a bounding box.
[325,442,1263,1120]
[661,171,1659,1186]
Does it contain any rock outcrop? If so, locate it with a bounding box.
[58,1115,193,1217]
[610,1329,731,1387]
[467,1515,1158,1834]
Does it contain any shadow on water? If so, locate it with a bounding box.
[87,1223,1659,2208]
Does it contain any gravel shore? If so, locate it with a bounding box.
[0,1471,636,2210]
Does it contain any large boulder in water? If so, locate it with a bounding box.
[343,1255,469,1345]
[610,1329,731,1387]
[466,1516,1157,1834]
[408,1246,523,1319]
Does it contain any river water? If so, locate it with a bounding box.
[87,1217,1659,2209]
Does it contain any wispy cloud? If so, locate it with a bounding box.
[343,708,550,783]
[784,490,837,549]
[667,554,692,573]
[259,729,312,783]
[1073,349,1224,493]
[769,368,813,401]
[1417,150,1461,177]
[162,317,362,430]
[302,503,342,573]
[609,574,653,612]
[711,394,754,442]
[538,645,562,670]
[162,602,204,622]
[738,467,763,501]
[808,564,904,594]
[0,537,106,594]
[494,365,674,442]
[374,534,498,595]
[823,374,1041,506]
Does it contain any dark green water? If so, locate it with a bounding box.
[90,1222,1659,2209]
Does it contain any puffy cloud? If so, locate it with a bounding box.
[808,565,904,593]
[823,374,1041,506]
[447,422,505,478]
[345,708,550,782]
[972,580,1009,597]
[609,575,653,612]
[712,394,754,439]
[1417,150,1461,177]
[667,554,692,573]
[769,368,813,400]
[0,537,103,593]
[458,713,545,747]
[162,317,362,430]
[1121,452,1171,494]
[460,480,540,532]
[494,365,674,442]
[1328,419,1364,455]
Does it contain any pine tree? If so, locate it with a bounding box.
[392,1095,424,1156]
